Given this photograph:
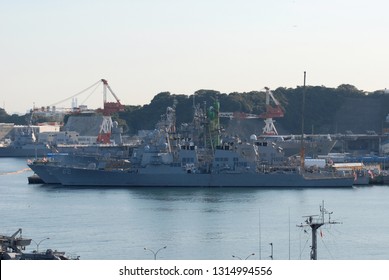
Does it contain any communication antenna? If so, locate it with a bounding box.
[297,201,340,260]
[300,71,306,169]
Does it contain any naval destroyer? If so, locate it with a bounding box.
[30,102,354,187]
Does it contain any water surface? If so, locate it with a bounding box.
[1,158,388,260]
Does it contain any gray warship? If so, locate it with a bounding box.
[30,101,354,187]
[0,124,52,157]
[1,113,132,158]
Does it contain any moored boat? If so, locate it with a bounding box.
[50,137,354,187]
[1,229,79,260]
[28,102,354,188]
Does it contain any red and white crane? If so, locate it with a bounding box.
[100,79,125,116]
[218,87,284,135]
[258,87,284,135]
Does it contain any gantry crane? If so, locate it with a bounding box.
[218,87,284,135]
[258,87,284,135]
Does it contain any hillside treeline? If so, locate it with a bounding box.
[2,84,389,135]
[0,108,27,125]
[118,84,389,135]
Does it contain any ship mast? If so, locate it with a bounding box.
[298,201,340,260]
[300,71,306,170]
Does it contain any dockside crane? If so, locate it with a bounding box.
[258,87,284,135]
[218,87,284,135]
[100,79,125,116]
[45,79,125,116]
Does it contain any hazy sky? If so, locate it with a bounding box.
[1,0,389,114]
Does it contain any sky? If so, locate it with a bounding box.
[1,0,389,114]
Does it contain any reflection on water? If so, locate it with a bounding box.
[1,158,389,260]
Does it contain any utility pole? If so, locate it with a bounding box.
[297,201,340,260]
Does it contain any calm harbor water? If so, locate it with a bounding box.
[1,158,389,260]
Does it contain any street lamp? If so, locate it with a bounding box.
[269,243,273,260]
[31,237,50,253]
[144,246,167,260]
[232,253,255,260]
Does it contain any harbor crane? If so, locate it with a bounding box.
[258,87,284,135]
[218,87,284,135]
[47,79,125,144]
[46,79,125,116]
[100,79,125,116]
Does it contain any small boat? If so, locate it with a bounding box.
[1,229,79,260]
[28,174,45,184]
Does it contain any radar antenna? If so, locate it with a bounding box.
[297,201,340,260]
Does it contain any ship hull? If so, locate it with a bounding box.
[0,144,131,158]
[52,166,354,187]
[0,147,51,157]
[28,153,103,184]
[28,163,61,184]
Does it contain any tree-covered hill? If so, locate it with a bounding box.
[0,108,27,125]
[119,85,389,135]
[2,85,389,136]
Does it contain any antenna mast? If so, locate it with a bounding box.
[297,201,340,260]
[300,71,306,170]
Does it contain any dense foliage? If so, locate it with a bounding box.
[2,85,389,135]
[118,85,389,135]
[0,108,28,124]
